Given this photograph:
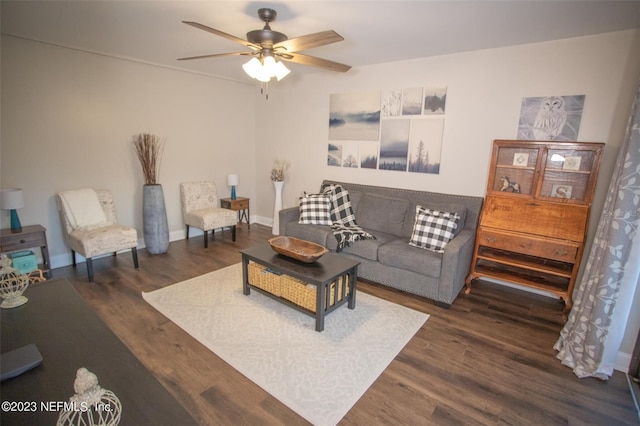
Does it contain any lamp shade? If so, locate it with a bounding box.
[0,189,24,210]
[227,174,239,186]
[242,58,262,79]
[274,61,291,81]
[227,174,239,200]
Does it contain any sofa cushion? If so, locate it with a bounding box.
[378,239,442,278]
[346,190,363,214]
[326,229,396,261]
[283,222,332,246]
[409,206,460,253]
[298,193,332,225]
[356,193,409,236]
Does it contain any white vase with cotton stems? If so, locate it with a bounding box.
[271,160,290,235]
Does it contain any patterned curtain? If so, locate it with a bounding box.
[555,83,640,379]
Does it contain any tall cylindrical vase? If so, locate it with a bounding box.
[272,180,284,235]
[142,184,169,254]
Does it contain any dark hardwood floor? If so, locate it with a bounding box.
[52,224,638,425]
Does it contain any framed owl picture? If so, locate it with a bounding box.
[517,95,585,141]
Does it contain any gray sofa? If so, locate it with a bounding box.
[279,180,484,307]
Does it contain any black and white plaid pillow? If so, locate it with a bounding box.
[409,206,460,253]
[299,193,332,225]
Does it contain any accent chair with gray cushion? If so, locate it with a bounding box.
[56,188,139,282]
[180,181,237,248]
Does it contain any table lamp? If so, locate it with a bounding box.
[0,188,24,233]
[227,174,239,200]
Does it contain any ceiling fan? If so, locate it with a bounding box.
[178,8,351,82]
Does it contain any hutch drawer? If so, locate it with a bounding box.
[477,229,579,263]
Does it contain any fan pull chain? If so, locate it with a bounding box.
[260,81,269,100]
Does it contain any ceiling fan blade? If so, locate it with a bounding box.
[182,21,260,49]
[177,52,254,61]
[274,30,344,53]
[278,52,351,73]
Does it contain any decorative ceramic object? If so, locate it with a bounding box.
[57,368,122,426]
[0,254,30,309]
[142,184,169,254]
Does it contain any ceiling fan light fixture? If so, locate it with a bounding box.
[274,61,290,81]
[242,55,290,83]
[255,71,271,83]
[242,57,262,79]
[180,8,351,85]
[262,55,277,75]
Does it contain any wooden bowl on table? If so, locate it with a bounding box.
[268,236,329,263]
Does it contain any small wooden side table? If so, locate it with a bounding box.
[220,197,250,230]
[1,225,52,278]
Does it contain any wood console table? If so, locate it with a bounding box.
[0,225,51,278]
[220,197,250,229]
[0,279,197,425]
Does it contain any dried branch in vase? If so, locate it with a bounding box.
[271,159,290,181]
[133,133,164,185]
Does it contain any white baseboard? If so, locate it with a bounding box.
[618,351,632,373]
[253,215,273,227]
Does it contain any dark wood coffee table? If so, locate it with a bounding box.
[240,244,359,332]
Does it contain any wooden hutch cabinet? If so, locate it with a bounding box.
[465,139,604,310]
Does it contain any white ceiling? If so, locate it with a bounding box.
[2,1,639,83]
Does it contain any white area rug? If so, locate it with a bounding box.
[142,263,428,426]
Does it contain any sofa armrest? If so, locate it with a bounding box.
[438,228,476,304]
[279,206,300,236]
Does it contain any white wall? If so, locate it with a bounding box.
[1,35,256,266]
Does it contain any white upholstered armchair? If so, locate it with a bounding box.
[56,189,139,282]
[180,181,237,248]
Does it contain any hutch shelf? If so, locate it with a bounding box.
[465,139,604,310]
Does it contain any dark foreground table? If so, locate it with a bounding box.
[0,279,197,425]
[241,244,360,331]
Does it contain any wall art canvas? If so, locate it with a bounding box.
[402,87,423,115]
[423,87,447,115]
[381,89,402,116]
[327,143,342,167]
[360,143,379,169]
[379,119,410,171]
[408,118,444,174]
[342,144,359,168]
[517,95,585,141]
[329,91,381,140]
[328,84,447,175]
